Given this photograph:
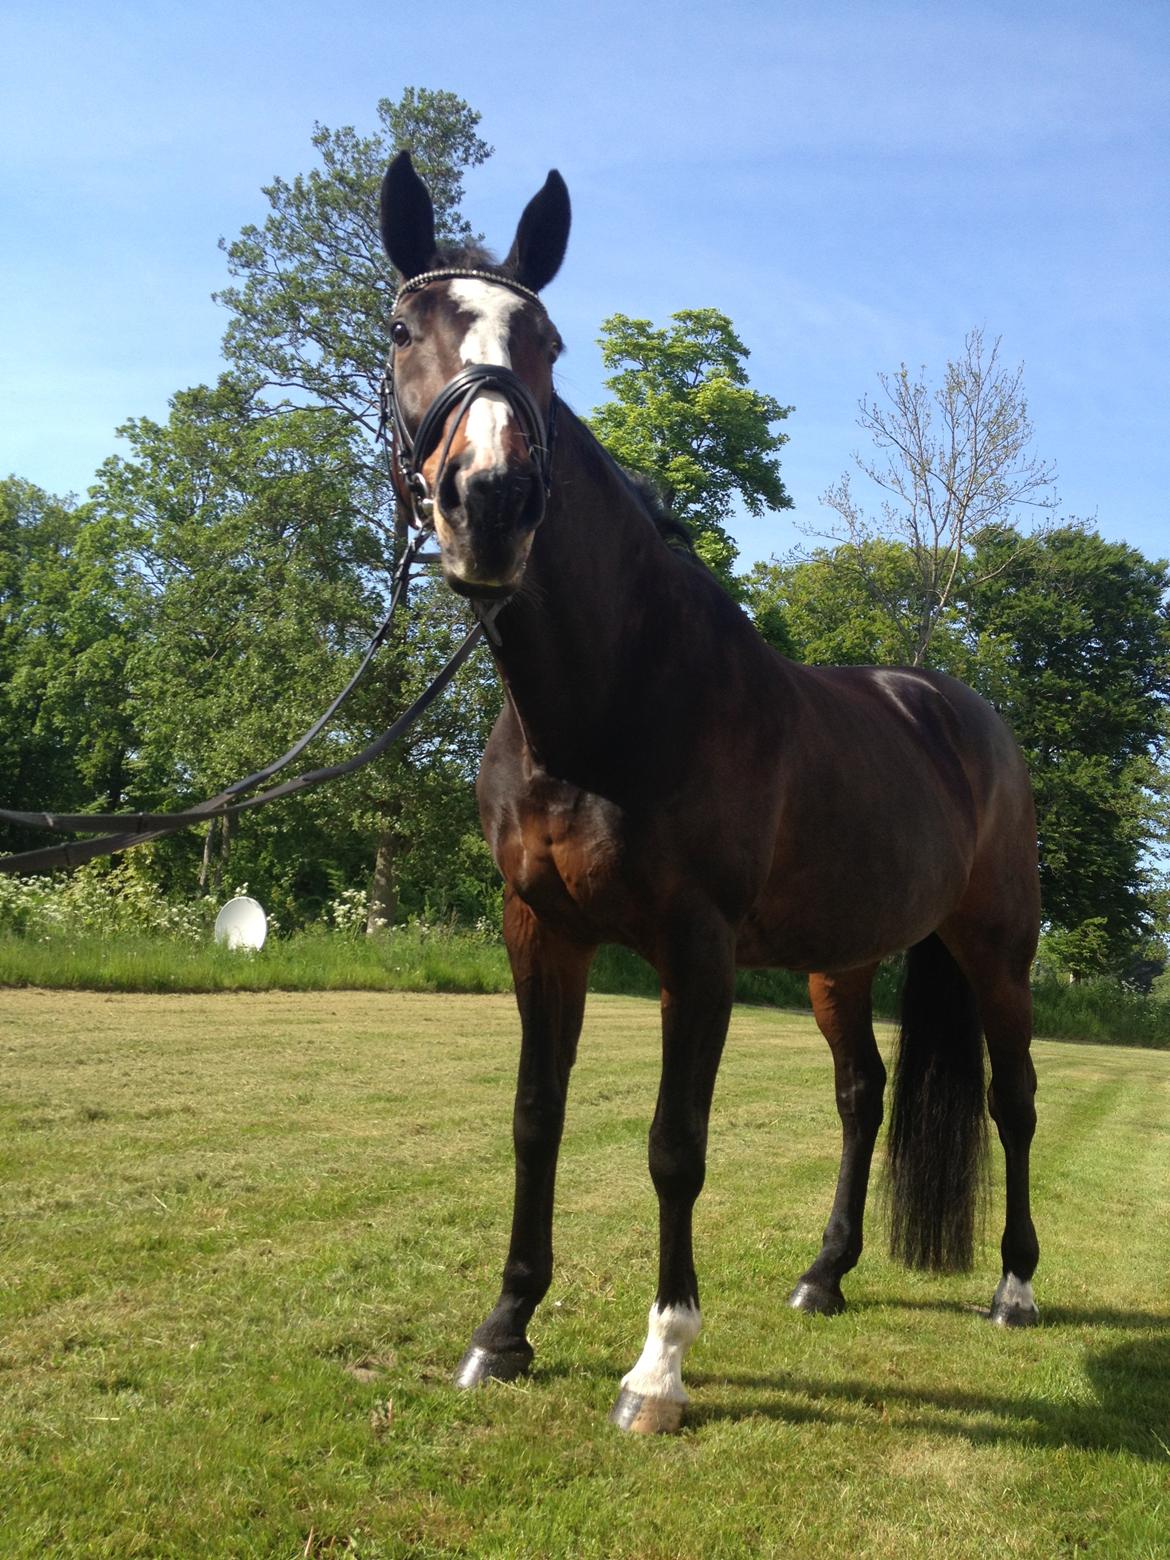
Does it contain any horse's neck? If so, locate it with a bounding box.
[488,411,670,773]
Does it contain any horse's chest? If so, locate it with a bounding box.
[488,781,628,933]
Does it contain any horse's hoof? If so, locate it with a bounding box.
[608,1387,685,1434]
[453,1342,533,1389]
[788,1279,847,1316]
[988,1275,1039,1328]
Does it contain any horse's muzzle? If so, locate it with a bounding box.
[434,460,543,598]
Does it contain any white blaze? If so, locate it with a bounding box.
[620,1301,702,1404]
[448,279,525,473]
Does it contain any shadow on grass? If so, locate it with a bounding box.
[854,1296,1170,1331]
[685,1322,1170,1459]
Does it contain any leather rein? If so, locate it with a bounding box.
[0,267,555,875]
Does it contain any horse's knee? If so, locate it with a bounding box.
[648,1116,706,1205]
[512,1088,566,1165]
[986,1049,1037,1139]
[987,1080,1036,1143]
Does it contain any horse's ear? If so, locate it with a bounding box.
[505,170,571,293]
[380,151,437,280]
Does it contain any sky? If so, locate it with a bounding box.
[2,0,1167,571]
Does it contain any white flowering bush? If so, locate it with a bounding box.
[0,858,215,941]
[327,886,372,936]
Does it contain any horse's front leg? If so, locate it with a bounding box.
[456,891,595,1387]
[610,916,735,1434]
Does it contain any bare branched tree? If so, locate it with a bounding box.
[818,328,1059,665]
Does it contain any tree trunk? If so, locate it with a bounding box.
[199,815,231,894]
[219,813,232,891]
[199,820,215,893]
[366,828,397,934]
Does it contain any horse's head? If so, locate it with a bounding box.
[380,152,570,600]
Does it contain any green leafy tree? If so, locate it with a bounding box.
[969,525,1170,974]
[745,538,969,670]
[212,90,499,927]
[0,479,143,855]
[217,89,491,446]
[588,309,792,584]
[90,380,501,926]
[5,93,506,927]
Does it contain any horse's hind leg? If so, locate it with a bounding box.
[943,918,1040,1327]
[789,965,885,1316]
[456,891,595,1387]
[977,972,1040,1325]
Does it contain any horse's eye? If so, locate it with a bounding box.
[549,338,563,365]
[390,320,412,348]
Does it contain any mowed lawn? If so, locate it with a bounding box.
[1,990,1168,1559]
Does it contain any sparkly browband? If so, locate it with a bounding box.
[392,268,547,312]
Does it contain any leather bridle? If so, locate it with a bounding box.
[379,268,559,534]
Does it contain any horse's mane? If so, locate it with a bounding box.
[618,470,700,563]
[576,420,702,565]
[430,240,516,276]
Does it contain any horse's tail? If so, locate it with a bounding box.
[886,933,988,1272]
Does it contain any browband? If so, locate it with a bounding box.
[392,267,547,313]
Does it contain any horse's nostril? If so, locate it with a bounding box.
[438,460,463,518]
[461,467,540,533]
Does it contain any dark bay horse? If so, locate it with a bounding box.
[378,152,1042,1434]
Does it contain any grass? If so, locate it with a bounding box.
[0,928,515,996]
[2,988,1168,1557]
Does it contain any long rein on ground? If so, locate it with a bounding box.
[0,268,558,877]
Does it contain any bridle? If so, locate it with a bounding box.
[379,267,559,534]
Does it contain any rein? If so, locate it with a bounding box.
[0,532,482,875]
[0,266,555,877]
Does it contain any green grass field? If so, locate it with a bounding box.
[2,989,1168,1558]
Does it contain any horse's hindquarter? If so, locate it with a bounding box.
[736,665,1033,972]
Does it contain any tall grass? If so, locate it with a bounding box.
[1031,975,1170,1048]
[0,927,512,995]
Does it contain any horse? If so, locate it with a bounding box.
[377,151,1042,1435]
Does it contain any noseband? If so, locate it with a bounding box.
[380,269,558,533]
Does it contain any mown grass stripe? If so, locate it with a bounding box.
[1,991,1168,1557]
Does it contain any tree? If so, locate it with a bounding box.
[88,379,502,926]
[588,309,792,585]
[969,525,1170,974]
[745,538,969,670]
[819,328,1058,665]
[213,89,498,928]
[0,478,143,856]
[216,89,491,449]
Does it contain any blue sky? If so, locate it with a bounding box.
[3,0,1166,569]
